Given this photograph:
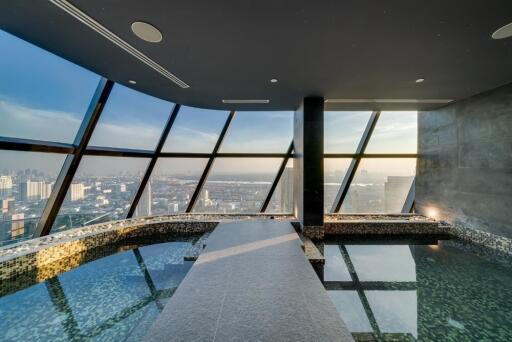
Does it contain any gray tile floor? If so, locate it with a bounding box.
[144,220,353,342]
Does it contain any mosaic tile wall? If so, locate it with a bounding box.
[0,214,294,281]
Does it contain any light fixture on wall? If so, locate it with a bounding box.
[415,78,425,83]
[270,78,278,84]
[492,22,512,39]
[131,21,163,43]
[128,80,137,84]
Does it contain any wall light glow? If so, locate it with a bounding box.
[424,206,440,219]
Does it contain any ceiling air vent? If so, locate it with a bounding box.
[49,0,190,88]
[325,99,453,104]
[222,99,270,104]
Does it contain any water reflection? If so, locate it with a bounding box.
[0,239,198,341]
[322,239,512,341]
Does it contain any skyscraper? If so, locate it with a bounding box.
[0,176,13,199]
[69,183,86,201]
[11,213,25,239]
[136,182,152,217]
[0,176,13,190]
[384,176,414,212]
[19,180,51,201]
[279,166,293,213]
[2,198,15,215]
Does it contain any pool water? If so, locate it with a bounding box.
[0,235,203,341]
[319,237,512,342]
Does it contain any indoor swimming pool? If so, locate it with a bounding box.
[319,237,512,341]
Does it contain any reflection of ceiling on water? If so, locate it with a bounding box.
[324,243,418,339]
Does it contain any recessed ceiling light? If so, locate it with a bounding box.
[128,80,137,84]
[415,78,425,83]
[131,21,163,43]
[492,22,512,39]
[222,99,270,104]
[270,78,278,83]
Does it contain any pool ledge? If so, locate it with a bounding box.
[0,214,293,280]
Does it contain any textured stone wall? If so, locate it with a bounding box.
[416,83,512,239]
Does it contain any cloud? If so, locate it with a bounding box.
[0,99,82,142]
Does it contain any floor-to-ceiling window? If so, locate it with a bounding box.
[324,110,417,213]
[0,30,294,246]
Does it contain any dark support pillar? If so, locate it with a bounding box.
[293,97,324,238]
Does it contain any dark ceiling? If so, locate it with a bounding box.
[1,0,512,111]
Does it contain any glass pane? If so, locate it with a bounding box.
[162,106,229,153]
[88,84,173,150]
[52,156,149,233]
[365,111,418,153]
[346,245,416,282]
[0,150,66,246]
[0,30,100,143]
[324,111,372,153]
[324,158,352,212]
[341,159,416,213]
[134,158,208,217]
[193,158,282,213]
[220,111,293,153]
[266,159,293,214]
[366,291,418,338]
[328,291,373,333]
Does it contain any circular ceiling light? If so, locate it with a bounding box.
[128,80,137,84]
[270,78,278,84]
[415,78,425,83]
[131,21,163,43]
[492,22,512,39]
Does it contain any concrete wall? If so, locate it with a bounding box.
[416,83,512,239]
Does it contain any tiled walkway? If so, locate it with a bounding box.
[144,220,353,342]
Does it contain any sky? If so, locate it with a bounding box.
[0,29,417,177]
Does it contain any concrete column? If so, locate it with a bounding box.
[293,97,324,238]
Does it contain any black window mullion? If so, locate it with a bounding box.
[259,141,294,213]
[330,111,381,213]
[186,111,236,213]
[126,104,181,218]
[34,78,115,237]
[401,178,416,213]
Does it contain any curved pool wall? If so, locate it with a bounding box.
[0,214,294,281]
[1,212,508,284]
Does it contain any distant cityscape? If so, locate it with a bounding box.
[1,166,412,245]
[324,169,414,213]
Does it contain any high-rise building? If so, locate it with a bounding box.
[2,198,15,215]
[136,182,152,217]
[168,202,179,213]
[279,167,293,213]
[0,176,13,190]
[19,180,51,201]
[41,182,52,200]
[69,183,86,201]
[11,213,25,239]
[384,176,414,213]
[0,176,13,199]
